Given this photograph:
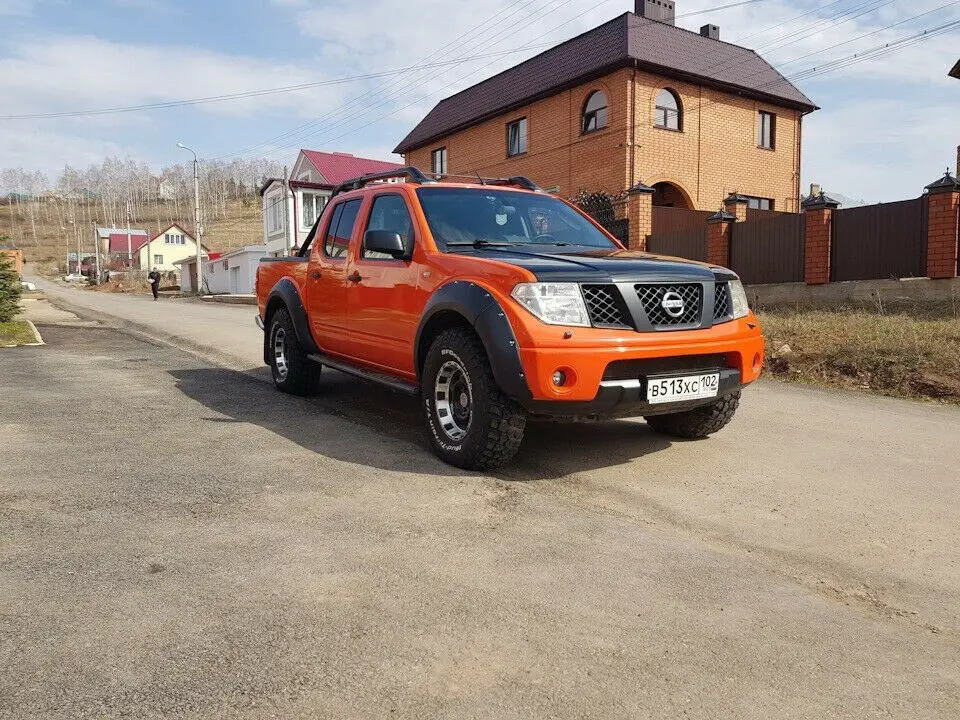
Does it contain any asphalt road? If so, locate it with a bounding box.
[2,275,958,718]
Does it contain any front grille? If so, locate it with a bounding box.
[713,282,730,320]
[581,285,631,328]
[635,283,703,327]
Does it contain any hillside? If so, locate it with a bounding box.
[0,197,264,264]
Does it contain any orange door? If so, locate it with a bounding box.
[305,198,363,357]
[344,192,426,378]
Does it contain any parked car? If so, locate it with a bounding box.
[20,280,36,291]
[255,168,765,470]
[63,273,86,282]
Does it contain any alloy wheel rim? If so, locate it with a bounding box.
[434,359,472,441]
[273,327,289,381]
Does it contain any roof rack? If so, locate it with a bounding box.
[331,166,437,198]
[428,172,542,192]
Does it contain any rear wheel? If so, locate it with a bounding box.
[422,328,526,470]
[268,308,320,396]
[644,391,741,439]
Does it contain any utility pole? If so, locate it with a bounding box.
[93,222,101,282]
[178,143,203,294]
[126,201,132,274]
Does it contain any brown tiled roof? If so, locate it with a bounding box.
[394,12,817,154]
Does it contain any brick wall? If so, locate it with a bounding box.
[803,208,832,285]
[404,68,801,211]
[926,190,960,280]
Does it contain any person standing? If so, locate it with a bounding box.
[147,268,161,301]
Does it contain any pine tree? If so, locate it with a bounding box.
[0,244,23,323]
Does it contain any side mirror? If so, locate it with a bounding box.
[363,230,407,259]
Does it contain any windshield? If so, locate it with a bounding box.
[415,187,617,250]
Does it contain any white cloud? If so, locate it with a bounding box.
[0,126,126,178]
[0,0,34,15]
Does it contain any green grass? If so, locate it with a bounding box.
[0,320,38,346]
[757,300,960,403]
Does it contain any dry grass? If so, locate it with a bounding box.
[0,320,38,346]
[758,299,960,403]
[1,198,263,264]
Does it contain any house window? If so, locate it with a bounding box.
[654,89,681,131]
[266,195,285,233]
[153,254,163,265]
[323,199,362,259]
[431,147,447,175]
[164,233,185,245]
[507,118,527,157]
[758,111,776,149]
[301,192,328,229]
[582,91,608,134]
[744,196,774,210]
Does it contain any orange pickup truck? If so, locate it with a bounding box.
[256,167,764,470]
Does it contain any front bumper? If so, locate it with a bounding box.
[255,314,265,331]
[513,315,764,414]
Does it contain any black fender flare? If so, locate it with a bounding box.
[415,281,532,402]
[262,278,320,365]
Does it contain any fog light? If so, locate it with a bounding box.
[552,370,567,387]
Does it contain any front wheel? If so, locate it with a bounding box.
[268,308,320,396]
[422,328,526,470]
[644,391,741,439]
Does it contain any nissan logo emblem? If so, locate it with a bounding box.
[661,291,685,318]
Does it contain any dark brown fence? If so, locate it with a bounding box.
[730,213,805,284]
[746,208,799,223]
[646,226,708,262]
[831,198,928,281]
[651,206,714,235]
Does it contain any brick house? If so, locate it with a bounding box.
[395,0,817,248]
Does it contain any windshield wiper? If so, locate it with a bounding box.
[444,239,516,248]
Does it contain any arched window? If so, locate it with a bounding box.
[654,89,681,131]
[582,91,608,134]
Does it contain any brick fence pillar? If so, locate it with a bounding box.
[625,182,654,251]
[724,193,749,223]
[706,210,735,267]
[802,192,840,285]
[924,172,960,280]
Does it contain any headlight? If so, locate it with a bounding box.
[511,283,591,327]
[729,279,750,319]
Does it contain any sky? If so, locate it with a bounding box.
[0,0,958,202]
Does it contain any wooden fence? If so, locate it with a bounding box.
[831,198,928,281]
[730,213,805,284]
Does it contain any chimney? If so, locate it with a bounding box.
[809,183,821,198]
[635,0,675,25]
[700,24,720,40]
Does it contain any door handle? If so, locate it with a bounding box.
[310,270,321,279]
[347,271,362,283]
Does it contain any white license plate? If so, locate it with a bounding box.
[647,373,720,404]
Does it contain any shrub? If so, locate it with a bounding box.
[0,250,22,322]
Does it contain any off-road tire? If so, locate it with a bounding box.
[644,391,741,439]
[422,328,526,470]
[268,308,320,396]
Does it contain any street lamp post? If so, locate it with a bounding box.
[177,143,203,295]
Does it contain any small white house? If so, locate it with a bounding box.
[259,149,403,257]
[204,246,267,295]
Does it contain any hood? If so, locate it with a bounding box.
[451,245,731,283]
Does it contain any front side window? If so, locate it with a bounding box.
[431,147,447,175]
[416,187,617,250]
[654,89,681,131]
[323,199,361,259]
[507,118,528,157]
[582,91,608,133]
[363,194,414,260]
[758,111,776,149]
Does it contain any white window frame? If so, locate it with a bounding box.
[507,118,528,157]
[300,192,328,230]
[758,111,776,150]
[432,147,448,175]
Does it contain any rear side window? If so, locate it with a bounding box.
[363,194,414,260]
[323,199,362,258]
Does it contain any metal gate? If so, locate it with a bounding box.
[831,198,927,281]
[730,213,805,284]
[646,226,708,262]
